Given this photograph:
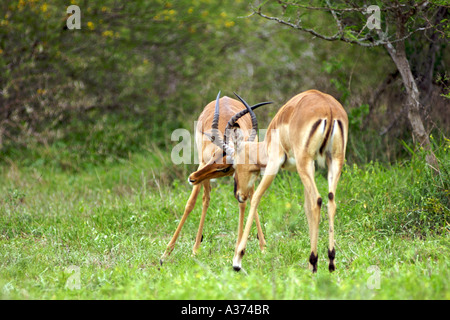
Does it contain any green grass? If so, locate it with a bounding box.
[0,144,449,300]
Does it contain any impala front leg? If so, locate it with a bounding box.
[254,210,266,251]
[235,202,266,257]
[161,184,202,265]
[235,202,246,256]
[193,180,211,255]
[250,186,266,251]
[232,159,281,271]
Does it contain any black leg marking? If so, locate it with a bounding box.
[201,234,203,242]
[328,192,334,201]
[309,252,318,273]
[328,248,336,272]
[317,197,322,208]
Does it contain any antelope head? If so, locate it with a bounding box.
[188,92,271,193]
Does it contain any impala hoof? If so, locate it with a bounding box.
[232,249,245,272]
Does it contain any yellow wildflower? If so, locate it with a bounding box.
[87,21,94,30]
[225,21,235,28]
[102,30,114,38]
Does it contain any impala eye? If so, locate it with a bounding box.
[218,167,231,173]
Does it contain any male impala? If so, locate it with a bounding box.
[160,92,271,265]
[189,90,348,273]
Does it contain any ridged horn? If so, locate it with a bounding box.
[207,91,272,156]
[224,92,272,144]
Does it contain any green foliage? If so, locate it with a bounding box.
[0,0,448,170]
[0,140,448,299]
[0,0,448,301]
[436,72,450,99]
[348,104,370,131]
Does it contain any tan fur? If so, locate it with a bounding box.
[160,97,266,264]
[229,90,349,272]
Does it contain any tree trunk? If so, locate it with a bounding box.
[384,40,440,173]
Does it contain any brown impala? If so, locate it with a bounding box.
[189,90,348,273]
[160,92,272,265]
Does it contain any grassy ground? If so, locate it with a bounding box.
[0,145,448,300]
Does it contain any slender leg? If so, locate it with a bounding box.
[193,180,211,255]
[235,205,266,255]
[160,184,202,265]
[254,210,266,251]
[235,185,267,255]
[296,158,321,273]
[326,158,343,272]
[232,158,282,271]
[235,202,246,256]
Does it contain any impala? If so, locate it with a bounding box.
[160,92,272,265]
[189,90,348,273]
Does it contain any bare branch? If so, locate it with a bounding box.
[325,0,344,36]
[253,6,435,48]
[275,0,445,13]
[254,8,382,47]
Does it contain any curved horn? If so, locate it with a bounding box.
[209,91,225,149]
[208,91,235,155]
[224,92,272,143]
[211,91,221,130]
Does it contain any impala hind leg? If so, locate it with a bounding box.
[326,158,343,272]
[193,180,211,255]
[160,184,202,265]
[297,158,321,273]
